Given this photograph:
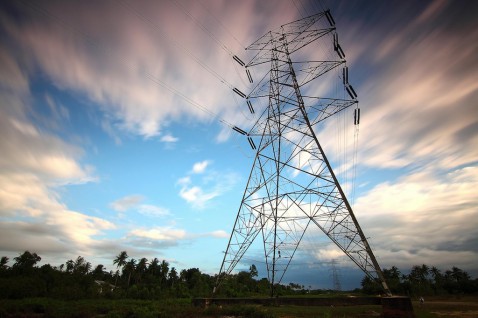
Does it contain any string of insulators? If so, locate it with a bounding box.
[233,125,256,150]
[233,55,254,83]
[246,68,253,83]
[233,83,255,114]
[232,126,247,135]
[346,85,358,99]
[325,10,335,27]
[233,55,245,66]
[354,108,360,125]
[247,100,255,114]
[233,87,246,98]
[343,66,348,85]
[333,33,345,59]
[231,55,256,149]
[343,66,358,100]
[247,136,256,150]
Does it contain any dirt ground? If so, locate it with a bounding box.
[414,299,478,318]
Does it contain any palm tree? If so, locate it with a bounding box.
[420,264,430,281]
[136,258,148,283]
[113,251,128,269]
[159,260,169,287]
[430,267,441,281]
[451,266,470,282]
[123,258,136,287]
[383,266,401,293]
[73,256,91,275]
[85,262,92,275]
[93,264,105,279]
[0,256,9,270]
[113,270,120,286]
[168,267,178,288]
[65,259,74,273]
[430,266,442,294]
[149,258,160,276]
[113,251,128,286]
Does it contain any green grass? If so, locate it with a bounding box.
[265,304,382,318]
[0,298,197,318]
[0,296,477,318]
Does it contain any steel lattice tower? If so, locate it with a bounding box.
[216,11,391,297]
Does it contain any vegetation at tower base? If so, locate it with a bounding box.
[0,251,477,302]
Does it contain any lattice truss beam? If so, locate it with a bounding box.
[217,10,390,295]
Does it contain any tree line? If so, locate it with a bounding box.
[361,264,478,296]
[0,251,296,300]
[1,251,476,300]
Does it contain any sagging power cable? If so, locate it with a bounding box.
[18,0,237,131]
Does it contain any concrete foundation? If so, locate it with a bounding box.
[381,297,415,318]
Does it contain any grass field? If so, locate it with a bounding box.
[0,296,476,317]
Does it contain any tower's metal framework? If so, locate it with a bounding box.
[216,10,391,297]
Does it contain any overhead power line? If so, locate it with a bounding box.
[119,0,238,92]
[18,0,236,130]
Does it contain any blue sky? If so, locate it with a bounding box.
[1,0,477,290]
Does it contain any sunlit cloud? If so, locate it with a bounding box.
[129,227,230,243]
[130,227,187,241]
[0,38,113,259]
[110,195,145,212]
[0,173,115,256]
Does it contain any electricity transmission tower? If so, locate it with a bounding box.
[216,10,391,297]
[330,259,342,292]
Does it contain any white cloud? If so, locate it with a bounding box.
[312,244,346,262]
[0,172,115,256]
[101,119,122,145]
[179,185,218,209]
[177,176,191,186]
[0,41,113,260]
[354,166,478,270]
[137,204,170,217]
[0,115,95,185]
[130,227,186,241]
[45,93,69,121]
[209,230,229,238]
[110,195,170,217]
[129,227,230,243]
[160,134,178,143]
[177,161,239,209]
[355,11,478,171]
[110,195,145,212]
[191,160,210,174]
[1,1,299,141]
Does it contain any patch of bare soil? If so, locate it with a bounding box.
[431,311,478,317]
[426,300,478,317]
